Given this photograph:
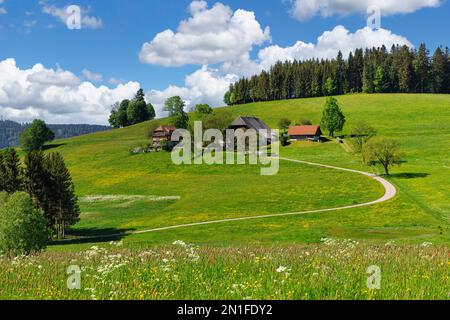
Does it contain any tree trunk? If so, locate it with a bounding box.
[384,164,390,176]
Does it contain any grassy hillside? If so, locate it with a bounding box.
[44,93,449,250]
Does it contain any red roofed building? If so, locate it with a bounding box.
[288,125,322,142]
[153,126,177,142]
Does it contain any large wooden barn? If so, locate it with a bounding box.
[229,116,273,143]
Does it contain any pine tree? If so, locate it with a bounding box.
[398,46,413,92]
[45,153,80,239]
[257,71,270,101]
[335,51,346,94]
[431,47,446,93]
[311,64,322,97]
[23,151,48,214]
[444,47,450,93]
[415,43,431,93]
[3,148,23,193]
[373,66,388,93]
[324,77,336,96]
[362,49,374,93]
[354,49,364,92]
[135,88,146,102]
[147,103,156,120]
[0,152,6,192]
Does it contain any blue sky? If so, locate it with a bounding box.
[0,0,449,124]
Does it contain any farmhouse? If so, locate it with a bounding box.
[153,126,176,142]
[288,125,323,142]
[229,116,273,143]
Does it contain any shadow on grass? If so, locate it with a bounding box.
[390,173,430,179]
[42,143,67,151]
[48,227,135,246]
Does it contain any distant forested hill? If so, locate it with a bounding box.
[0,120,111,149]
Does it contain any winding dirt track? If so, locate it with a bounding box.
[68,157,397,241]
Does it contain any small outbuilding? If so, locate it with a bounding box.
[288,125,322,142]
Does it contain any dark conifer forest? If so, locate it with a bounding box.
[224,44,450,105]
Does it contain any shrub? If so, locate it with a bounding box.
[296,119,312,126]
[0,192,48,256]
[280,135,290,147]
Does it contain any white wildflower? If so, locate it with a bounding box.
[276,266,287,273]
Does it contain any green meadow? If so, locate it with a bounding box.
[2,93,449,300]
[42,93,450,250]
[1,241,448,300]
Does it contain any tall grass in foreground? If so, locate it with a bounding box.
[0,240,448,300]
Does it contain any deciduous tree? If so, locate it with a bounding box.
[320,97,346,138]
[0,192,48,256]
[20,119,55,152]
[363,138,403,176]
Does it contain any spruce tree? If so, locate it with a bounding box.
[45,152,80,239]
[135,88,146,102]
[431,47,446,93]
[444,47,450,93]
[362,50,374,93]
[398,46,413,92]
[23,151,48,215]
[3,148,23,193]
[335,51,346,94]
[415,43,431,93]
[0,152,6,192]
[354,49,364,92]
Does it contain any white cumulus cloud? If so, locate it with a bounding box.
[0,58,140,124]
[138,1,414,113]
[148,25,412,111]
[82,69,103,82]
[139,0,270,67]
[258,26,412,70]
[147,66,238,117]
[291,0,441,20]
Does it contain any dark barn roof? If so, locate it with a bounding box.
[229,117,271,131]
[229,116,273,142]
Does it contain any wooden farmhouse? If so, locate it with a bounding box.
[153,126,177,142]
